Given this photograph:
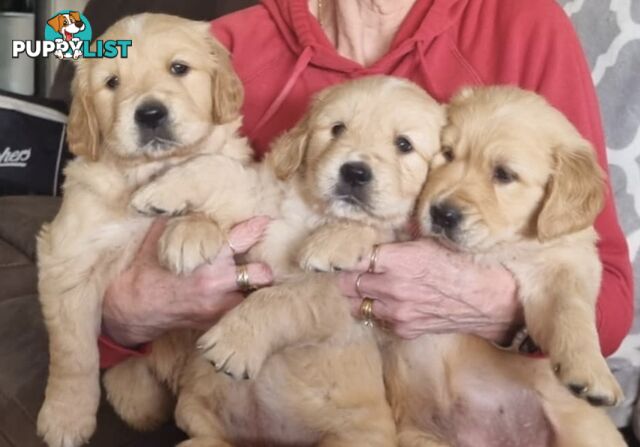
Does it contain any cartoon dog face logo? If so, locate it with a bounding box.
[47,11,85,41]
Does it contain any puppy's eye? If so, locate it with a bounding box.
[170,62,190,76]
[442,146,454,162]
[493,166,518,184]
[395,136,413,154]
[105,75,119,90]
[331,122,346,138]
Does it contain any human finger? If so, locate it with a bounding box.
[212,262,274,293]
[191,292,246,329]
[344,243,392,273]
[337,271,403,300]
[136,218,168,262]
[346,296,397,322]
[220,216,272,258]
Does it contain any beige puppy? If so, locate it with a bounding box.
[203,86,626,447]
[136,76,445,446]
[386,86,624,446]
[36,13,249,447]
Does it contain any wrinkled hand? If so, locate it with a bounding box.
[338,238,522,342]
[102,216,273,347]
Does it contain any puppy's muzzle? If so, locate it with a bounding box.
[335,161,373,205]
[135,100,175,149]
[429,202,462,239]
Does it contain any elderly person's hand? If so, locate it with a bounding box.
[102,216,273,347]
[338,238,523,343]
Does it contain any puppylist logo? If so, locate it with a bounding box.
[12,10,131,60]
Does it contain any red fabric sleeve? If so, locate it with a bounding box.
[464,0,634,356]
[98,335,151,369]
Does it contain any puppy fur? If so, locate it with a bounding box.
[136,75,445,446]
[188,86,626,447]
[36,13,248,447]
[387,86,624,446]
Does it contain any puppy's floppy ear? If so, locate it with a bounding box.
[267,116,310,180]
[47,14,64,33]
[67,62,100,160]
[209,39,244,124]
[69,11,81,22]
[536,139,605,241]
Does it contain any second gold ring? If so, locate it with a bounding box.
[360,297,375,327]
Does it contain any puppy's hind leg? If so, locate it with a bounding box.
[397,430,452,447]
[319,416,397,447]
[103,357,174,431]
[543,396,626,447]
[37,259,104,447]
[175,358,233,447]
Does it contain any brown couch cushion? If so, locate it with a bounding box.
[0,196,61,303]
[0,240,36,303]
[0,196,61,261]
[0,293,187,447]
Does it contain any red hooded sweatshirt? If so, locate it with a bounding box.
[99,0,633,367]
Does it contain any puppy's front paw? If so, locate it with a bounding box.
[159,217,224,275]
[299,228,377,272]
[197,313,269,381]
[38,397,97,447]
[552,352,624,406]
[131,182,190,216]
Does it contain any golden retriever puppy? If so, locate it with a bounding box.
[385,86,625,446]
[36,13,249,447]
[196,85,626,447]
[137,76,445,446]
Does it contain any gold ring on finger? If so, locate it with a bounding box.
[368,244,380,273]
[360,297,375,327]
[355,272,366,299]
[235,264,252,292]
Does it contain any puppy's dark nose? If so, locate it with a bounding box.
[430,202,462,230]
[135,101,168,129]
[340,162,372,187]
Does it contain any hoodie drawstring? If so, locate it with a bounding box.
[254,46,314,132]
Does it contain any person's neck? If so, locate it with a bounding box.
[310,0,416,67]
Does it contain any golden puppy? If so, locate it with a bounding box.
[384,86,624,446]
[194,85,627,447]
[137,76,445,446]
[36,13,247,447]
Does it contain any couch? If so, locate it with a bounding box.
[1,1,638,446]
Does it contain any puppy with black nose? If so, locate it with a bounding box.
[383,86,625,447]
[36,14,247,447]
